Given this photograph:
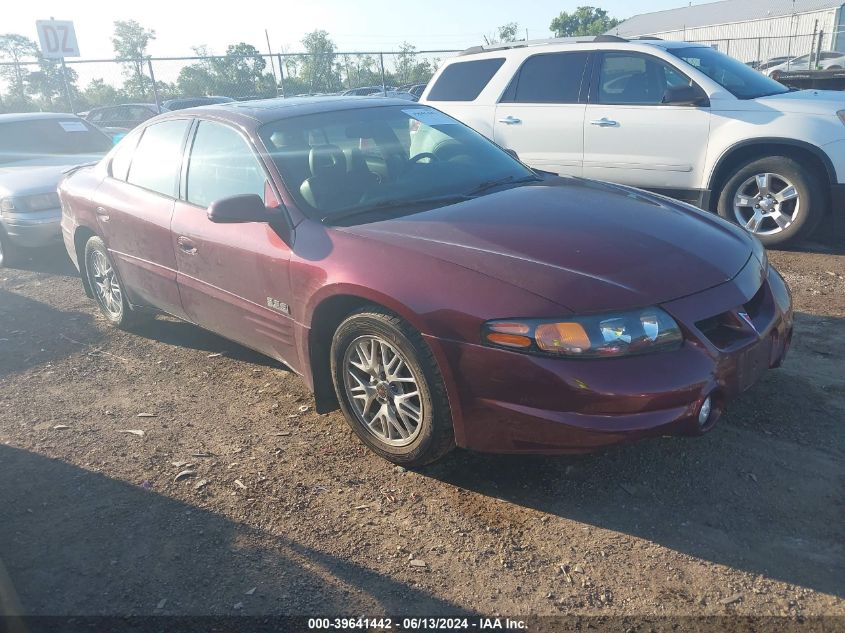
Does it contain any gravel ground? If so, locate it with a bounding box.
[0,241,843,620]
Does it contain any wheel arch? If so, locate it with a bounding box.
[73,225,99,298]
[304,288,463,441]
[707,138,835,211]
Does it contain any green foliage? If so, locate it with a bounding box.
[299,30,338,93]
[392,42,435,86]
[0,33,40,111]
[550,6,620,37]
[487,23,521,45]
[112,20,156,100]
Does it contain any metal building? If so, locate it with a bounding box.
[611,0,845,64]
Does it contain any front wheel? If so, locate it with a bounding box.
[716,156,826,247]
[331,307,455,466]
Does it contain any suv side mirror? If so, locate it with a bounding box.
[662,84,709,107]
[208,194,270,223]
[504,148,520,161]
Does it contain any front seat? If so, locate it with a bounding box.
[300,145,363,212]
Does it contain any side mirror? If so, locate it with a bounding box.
[504,148,520,161]
[207,194,270,224]
[661,84,709,107]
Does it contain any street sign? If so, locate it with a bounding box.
[35,20,80,59]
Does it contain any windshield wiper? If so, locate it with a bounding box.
[321,193,471,224]
[463,174,542,197]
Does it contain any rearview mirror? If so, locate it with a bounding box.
[661,84,709,107]
[207,194,270,224]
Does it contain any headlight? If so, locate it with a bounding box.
[0,198,15,215]
[22,192,61,212]
[482,307,683,358]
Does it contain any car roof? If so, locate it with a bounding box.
[157,96,419,127]
[455,36,700,59]
[0,112,81,123]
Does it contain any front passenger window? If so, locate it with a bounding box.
[186,121,267,208]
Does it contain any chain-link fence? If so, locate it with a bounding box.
[0,49,460,115]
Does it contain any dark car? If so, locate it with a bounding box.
[58,98,792,466]
[163,96,235,110]
[84,103,164,132]
[343,86,392,96]
[399,83,428,98]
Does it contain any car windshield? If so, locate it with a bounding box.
[669,46,790,99]
[0,118,112,164]
[258,104,536,223]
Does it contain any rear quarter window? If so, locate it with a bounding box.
[426,58,505,101]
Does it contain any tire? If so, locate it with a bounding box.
[330,307,455,466]
[0,229,17,268]
[83,236,143,329]
[716,155,826,247]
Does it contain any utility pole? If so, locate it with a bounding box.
[265,29,279,92]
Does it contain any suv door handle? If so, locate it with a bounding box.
[497,116,522,124]
[177,236,197,255]
[590,118,619,127]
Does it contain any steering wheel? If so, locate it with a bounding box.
[409,152,440,164]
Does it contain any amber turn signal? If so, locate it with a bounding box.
[535,322,591,353]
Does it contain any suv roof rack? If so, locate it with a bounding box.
[458,34,630,56]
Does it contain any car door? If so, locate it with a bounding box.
[94,119,192,318]
[493,51,591,177]
[171,119,297,364]
[582,51,711,196]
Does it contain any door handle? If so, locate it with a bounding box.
[177,236,197,255]
[95,206,110,221]
[497,115,522,124]
[589,118,619,127]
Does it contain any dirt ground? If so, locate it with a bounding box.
[0,239,843,621]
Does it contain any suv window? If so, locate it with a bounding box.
[126,119,191,197]
[186,120,266,208]
[597,53,691,105]
[502,52,589,104]
[427,58,505,101]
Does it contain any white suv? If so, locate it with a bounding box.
[421,36,845,246]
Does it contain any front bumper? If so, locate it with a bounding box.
[439,258,792,454]
[1,209,62,248]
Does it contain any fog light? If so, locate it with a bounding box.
[698,396,712,427]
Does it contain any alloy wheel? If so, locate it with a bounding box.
[89,249,123,319]
[732,172,800,236]
[342,335,424,447]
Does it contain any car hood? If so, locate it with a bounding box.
[755,89,845,114]
[0,155,102,197]
[339,179,753,312]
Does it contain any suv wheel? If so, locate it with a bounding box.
[83,236,143,329]
[717,156,825,247]
[331,307,455,466]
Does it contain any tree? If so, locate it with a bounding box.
[83,78,119,107]
[111,20,156,100]
[549,7,619,37]
[393,43,435,86]
[486,22,521,45]
[299,30,339,93]
[0,34,39,110]
[27,58,80,110]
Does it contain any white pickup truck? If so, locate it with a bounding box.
[421,35,845,246]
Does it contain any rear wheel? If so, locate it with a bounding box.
[83,236,143,329]
[331,307,455,466]
[717,155,826,247]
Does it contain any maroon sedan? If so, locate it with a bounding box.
[58,98,793,466]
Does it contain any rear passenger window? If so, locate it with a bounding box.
[502,52,589,104]
[126,119,190,197]
[426,58,505,101]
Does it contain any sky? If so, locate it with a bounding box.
[5,0,706,59]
